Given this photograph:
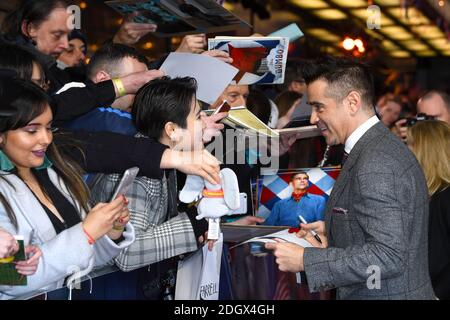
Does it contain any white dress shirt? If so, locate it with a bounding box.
[344,115,379,154]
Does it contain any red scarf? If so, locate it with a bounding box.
[292,190,306,202]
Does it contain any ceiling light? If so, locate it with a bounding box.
[354,39,364,48]
[381,40,399,50]
[379,26,413,40]
[330,0,367,7]
[374,0,401,6]
[306,28,341,42]
[429,38,450,50]
[415,50,436,57]
[400,40,429,51]
[312,9,347,20]
[388,8,430,26]
[343,38,355,50]
[389,50,411,57]
[414,26,445,39]
[289,0,328,9]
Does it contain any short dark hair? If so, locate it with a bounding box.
[131,76,197,140]
[302,56,375,111]
[2,0,70,37]
[87,43,148,79]
[291,171,309,181]
[68,29,87,54]
[420,90,450,112]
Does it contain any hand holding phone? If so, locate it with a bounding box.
[111,167,140,201]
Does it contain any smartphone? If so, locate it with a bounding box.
[213,100,231,115]
[111,167,139,201]
[229,193,248,215]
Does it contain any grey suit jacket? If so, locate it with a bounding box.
[303,122,435,299]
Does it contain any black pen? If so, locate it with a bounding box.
[298,215,322,244]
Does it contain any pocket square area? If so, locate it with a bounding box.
[332,207,349,215]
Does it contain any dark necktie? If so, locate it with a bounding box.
[341,151,349,166]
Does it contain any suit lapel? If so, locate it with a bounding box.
[325,122,387,236]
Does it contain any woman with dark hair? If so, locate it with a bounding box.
[0,79,135,300]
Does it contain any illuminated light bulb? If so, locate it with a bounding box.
[354,39,364,48]
[80,1,87,9]
[438,0,445,7]
[143,42,153,49]
[343,38,355,50]
[358,46,365,53]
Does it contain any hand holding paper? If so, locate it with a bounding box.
[160,52,238,104]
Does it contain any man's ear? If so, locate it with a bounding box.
[22,20,37,39]
[346,91,362,115]
[95,71,111,83]
[164,122,178,142]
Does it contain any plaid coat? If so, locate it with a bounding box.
[90,167,198,272]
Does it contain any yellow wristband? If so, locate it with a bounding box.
[112,78,126,97]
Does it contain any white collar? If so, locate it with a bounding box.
[344,115,379,154]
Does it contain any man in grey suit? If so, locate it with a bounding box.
[266,56,435,299]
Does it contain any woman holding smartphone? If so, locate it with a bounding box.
[0,78,135,300]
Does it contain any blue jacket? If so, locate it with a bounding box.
[64,107,137,136]
[263,193,326,227]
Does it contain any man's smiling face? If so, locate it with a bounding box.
[308,79,350,146]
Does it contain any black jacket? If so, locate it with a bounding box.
[0,34,117,123]
[429,186,450,299]
[56,130,168,180]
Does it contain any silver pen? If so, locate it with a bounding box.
[298,215,322,244]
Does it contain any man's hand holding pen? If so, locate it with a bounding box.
[296,220,328,248]
[264,220,328,273]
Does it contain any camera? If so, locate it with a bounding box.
[405,113,435,127]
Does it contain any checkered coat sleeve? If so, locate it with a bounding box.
[90,173,199,272]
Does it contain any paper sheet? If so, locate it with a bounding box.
[159,52,239,104]
[243,229,313,248]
